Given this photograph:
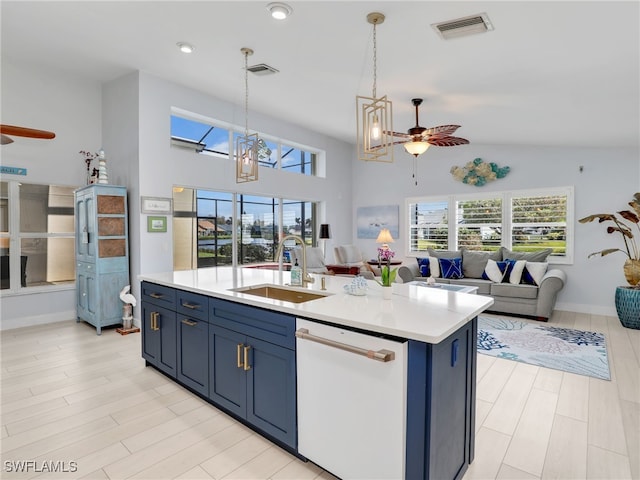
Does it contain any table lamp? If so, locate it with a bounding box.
[376,228,394,250]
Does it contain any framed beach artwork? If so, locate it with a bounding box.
[356,205,399,239]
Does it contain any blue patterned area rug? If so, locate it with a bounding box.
[477,316,610,380]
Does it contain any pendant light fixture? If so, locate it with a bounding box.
[236,47,259,183]
[356,12,394,163]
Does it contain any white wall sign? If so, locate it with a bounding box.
[141,196,172,214]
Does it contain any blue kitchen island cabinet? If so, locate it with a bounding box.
[406,318,477,480]
[141,282,177,377]
[75,184,129,334]
[176,289,210,396]
[208,298,297,450]
[138,269,493,480]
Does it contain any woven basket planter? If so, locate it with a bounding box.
[615,286,640,329]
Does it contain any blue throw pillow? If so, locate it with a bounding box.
[503,258,527,284]
[439,257,464,279]
[417,257,430,277]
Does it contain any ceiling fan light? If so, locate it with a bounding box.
[404,141,430,157]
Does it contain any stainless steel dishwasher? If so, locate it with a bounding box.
[296,318,407,480]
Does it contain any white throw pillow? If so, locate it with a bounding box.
[507,260,527,285]
[484,259,505,283]
[523,261,548,286]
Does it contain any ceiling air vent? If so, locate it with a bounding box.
[432,13,494,40]
[247,63,279,76]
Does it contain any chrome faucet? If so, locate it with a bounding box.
[276,234,315,285]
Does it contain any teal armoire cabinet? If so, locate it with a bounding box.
[75,184,129,334]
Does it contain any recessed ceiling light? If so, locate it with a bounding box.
[176,42,195,54]
[267,2,293,20]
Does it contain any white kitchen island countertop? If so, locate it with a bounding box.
[139,266,494,344]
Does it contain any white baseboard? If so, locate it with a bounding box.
[555,301,617,317]
[0,313,140,331]
[0,310,77,331]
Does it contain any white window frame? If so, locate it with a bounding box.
[406,186,574,264]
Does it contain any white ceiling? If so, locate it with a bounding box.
[2,1,639,149]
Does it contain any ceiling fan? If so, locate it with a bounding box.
[1,124,56,145]
[389,98,469,156]
[387,98,469,185]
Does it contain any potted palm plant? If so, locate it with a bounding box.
[579,192,640,328]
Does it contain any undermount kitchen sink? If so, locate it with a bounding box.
[230,284,331,303]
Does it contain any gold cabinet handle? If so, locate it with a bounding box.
[149,292,163,299]
[181,319,197,327]
[237,344,244,368]
[181,302,199,310]
[243,345,251,371]
[151,312,160,331]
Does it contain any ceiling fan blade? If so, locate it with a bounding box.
[384,130,412,139]
[0,124,56,140]
[1,135,14,145]
[423,125,461,137]
[427,136,470,147]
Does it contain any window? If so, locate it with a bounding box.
[408,200,449,251]
[173,187,317,270]
[170,113,319,177]
[511,192,568,255]
[1,181,76,291]
[407,187,573,263]
[171,115,230,157]
[238,195,278,264]
[281,144,315,175]
[456,196,503,252]
[197,190,234,268]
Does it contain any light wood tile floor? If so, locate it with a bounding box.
[1,311,638,479]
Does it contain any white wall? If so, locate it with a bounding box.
[1,61,102,328]
[351,143,639,317]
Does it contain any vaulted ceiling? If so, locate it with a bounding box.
[2,1,638,148]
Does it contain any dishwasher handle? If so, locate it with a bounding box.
[295,328,395,363]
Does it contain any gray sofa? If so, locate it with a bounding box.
[396,247,566,321]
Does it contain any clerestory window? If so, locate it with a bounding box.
[171,114,318,176]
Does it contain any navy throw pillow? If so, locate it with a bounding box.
[416,257,430,277]
[439,257,464,279]
[501,259,517,283]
